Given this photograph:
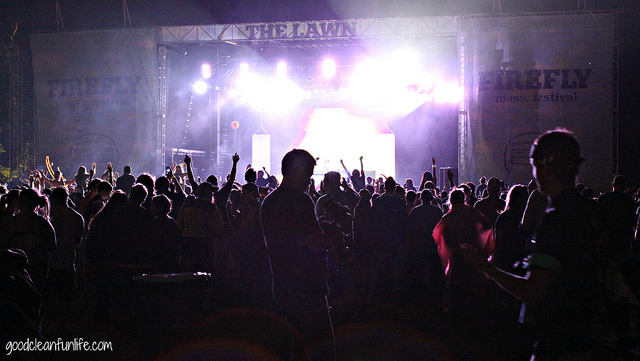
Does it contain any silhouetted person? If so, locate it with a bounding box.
[115,165,135,196]
[368,176,407,299]
[47,187,84,322]
[433,188,493,333]
[597,175,637,259]
[261,149,332,358]
[0,188,57,292]
[463,129,608,360]
[492,185,529,273]
[474,177,506,227]
[177,182,224,273]
[406,189,444,305]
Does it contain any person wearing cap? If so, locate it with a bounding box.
[462,129,608,360]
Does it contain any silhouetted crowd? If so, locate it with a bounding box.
[2,129,640,360]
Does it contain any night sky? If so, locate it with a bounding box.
[2,0,639,184]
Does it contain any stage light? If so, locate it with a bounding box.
[239,62,250,75]
[322,58,336,79]
[230,121,239,129]
[433,82,463,103]
[276,61,288,78]
[201,64,212,79]
[192,80,208,94]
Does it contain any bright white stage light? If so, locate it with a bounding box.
[433,82,463,103]
[192,80,208,94]
[296,108,395,178]
[239,62,250,75]
[276,61,288,78]
[322,58,337,79]
[233,67,305,113]
[201,64,212,79]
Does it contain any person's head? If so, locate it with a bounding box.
[281,149,316,191]
[205,174,218,188]
[50,187,69,206]
[406,190,417,203]
[129,183,148,206]
[20,188,48,212]
[155,176,170,193]
[77,166,87,176]
[105,191,128,209]
[323,171,341,193]
[612,175,627,192]
[245,167,257,183]
[365,184,375,195]
[97,181,113,201]
[123,165,132,175]
[151,194,172,217]
[487,177,501,196]
[449,189,465,206]
[88,178,102,193]
[136,173,155,197]
[458,184,472,202]
[467,182,476,195]
[384,177,396,193]
[268,175,279,189]
[197,182,215,201]
[359,188,371,202]
[405,178,414,188]
[257,170,265,179]
[3,189,21,214]
[422,171,434,183]
[421,189,434,203]
[504,184,529,213]
[479,176,486,185]
[395,185,405,199]
[530,129,584,194]
[352,169,360,178]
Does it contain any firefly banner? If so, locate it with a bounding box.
[459,13,614,191]
[30,28,159,175]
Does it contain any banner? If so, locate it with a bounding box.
[460,13,614,191]
[31,28,159,176]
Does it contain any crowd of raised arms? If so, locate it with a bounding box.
[2,129,640,360]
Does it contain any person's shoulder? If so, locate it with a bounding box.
[58,204,84,220]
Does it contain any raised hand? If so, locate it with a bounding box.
[341,177,349,189]
[184,154,191,165]
[232,153,240,163]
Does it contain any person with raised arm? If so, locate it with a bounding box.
[419,157,439,192]
[340,156,365,192]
